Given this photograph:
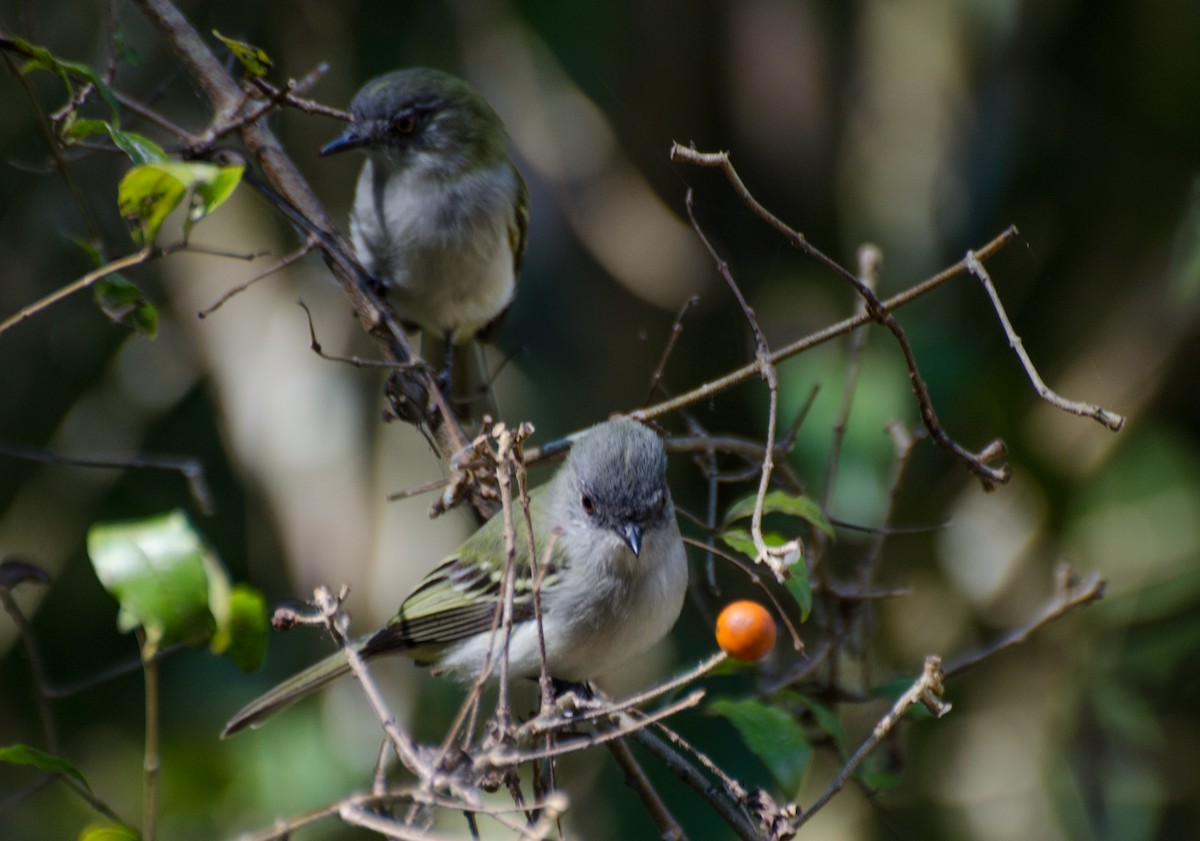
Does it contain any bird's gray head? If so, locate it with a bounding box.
[319,67,507,172]
[561,420,672,558]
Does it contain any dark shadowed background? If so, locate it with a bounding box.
[1,1,1198,839]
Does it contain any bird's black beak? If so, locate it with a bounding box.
[619,522,643,558]
[320,125,366,156]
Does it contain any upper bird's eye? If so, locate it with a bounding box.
[581,494,595,515]
[391,110,418,135]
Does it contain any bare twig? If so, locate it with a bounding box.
[311,586,431,786]
[822,244,880,513]
[0,247,152,337]
[681,537,803,652]
[629,727,761,841]
[198,237,317,318]
[796,655,951,828]
[499,690,705,766]
[0,443,213,515]
[944,564,1105,677]
[965,251,1125,431]
[684,190,799,583]
[607,737,686,841]
[644,295,701,403]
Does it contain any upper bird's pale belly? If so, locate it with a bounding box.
[351,159,517,341]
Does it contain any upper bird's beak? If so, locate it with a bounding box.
[320,125,367,156]
[620,522,643,558]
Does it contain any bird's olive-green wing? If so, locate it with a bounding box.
[363,485,564,657]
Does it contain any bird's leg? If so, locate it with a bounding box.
[437,331,456,394]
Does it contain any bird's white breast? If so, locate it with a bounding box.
[350,156,519,341]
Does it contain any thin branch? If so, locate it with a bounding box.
[796,655,951,828]
[684,190,797,583]
[632,229,1018,465]
[628,727,761,841]
[523,653,728,733]
[965,251,1125,431]
[0,247,153,337]
[822,244,880,513]
[0,443,214,515]
[198,236,317,318]
[944,564,1105,678]
[607,737,686,841]
[680,537,803,652]
[644,295,700,403]
[0,48,103,243]
[311,586,431,784]
[498,690,705,766]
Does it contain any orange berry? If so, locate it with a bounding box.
[715,600,777,661]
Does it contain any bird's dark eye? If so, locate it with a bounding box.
[581,494,595,515]
[391,110,419,136]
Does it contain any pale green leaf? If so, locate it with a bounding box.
[79,824,140,841]
[86,510,218,657]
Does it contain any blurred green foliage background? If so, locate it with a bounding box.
[2,1,1199,839]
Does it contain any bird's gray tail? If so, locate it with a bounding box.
[221,645,357,738]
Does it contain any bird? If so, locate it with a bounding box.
[320,67,528,408]
[222,419,688,737]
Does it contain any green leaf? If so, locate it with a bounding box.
[9,37,120,122]
[79,824,140,841]
[0,744,91,793]
[723,490,834,538]
[93,275,157,337]
[117,160,242,244]
[86,510,220,657]
[708,698,813,794]
[210,584,269,672]
[785,563,812,621]
[108,130,167,166]
[212,29,274,77]
[719,527,759,561]
[65,119,166,165]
